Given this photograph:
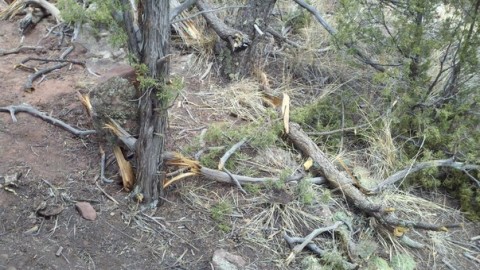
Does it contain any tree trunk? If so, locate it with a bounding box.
[132,0,170,207]
[221,0,277,79]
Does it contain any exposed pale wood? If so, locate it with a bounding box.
[218,138,247,170]
[170,0,197,21]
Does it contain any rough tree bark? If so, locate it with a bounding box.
[229,0,276,78]
[196,0,276,79]
[120,0,170,207]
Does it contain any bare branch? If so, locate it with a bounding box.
[292,0,386,72]
[170,0,197,22]
[372,159,480,193]
[118,0,140,59]
[0,104,96,137]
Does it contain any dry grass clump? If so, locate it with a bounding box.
[202,79,268,122]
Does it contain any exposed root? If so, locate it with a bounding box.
[22,45,74,92]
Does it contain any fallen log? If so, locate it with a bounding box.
[287,122,461,231]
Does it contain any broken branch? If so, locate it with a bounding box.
[372,159,480,193]
[218,138,247,170]
[286,221,344,265]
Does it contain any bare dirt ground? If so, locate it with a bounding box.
[0,20,260,270]
[1,17,480,270]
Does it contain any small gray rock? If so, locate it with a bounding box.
[212,249,246,270]
[75,202,97,221]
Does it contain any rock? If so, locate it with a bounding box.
[37,204,64,217]
[212,249,246,270]
[75,202,97,221]
[89,77,139,145]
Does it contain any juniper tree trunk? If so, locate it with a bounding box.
[222,0,276,79]
[133,0,170,207]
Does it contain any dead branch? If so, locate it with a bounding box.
[372,159,480,193]
[288,122,459,231]
[104,119,326,187]
[285,221,345,265]
[170,0,197,22]
[223,168,247,194]
[0,45,43,56]
[292,0,386,72]
[284,233,357,269]
[0,104,96,137]
[218,137,247,170]
[195,0,250,51]
[265,27,301,48]
[289,122,382,212]
[0,0,62,22]
[21,57,86,67]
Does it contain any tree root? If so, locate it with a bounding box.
[0,104,96,137]
[22,45,74,92]
[23,62,68,92]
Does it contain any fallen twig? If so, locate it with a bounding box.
[23,62,68,91]
[218,138,247,170]
[0,104,96,137]
[21,57,86,66]
[22,46,74,91]
[284,233,357,269]
[223,168,247,194]
[99,146,114,183]
[0,45,44,56]
[95,180,119,205]
[286,221,344,265]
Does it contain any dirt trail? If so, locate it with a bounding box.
[0,20,228,270]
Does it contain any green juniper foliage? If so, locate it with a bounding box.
[336,0,480,219]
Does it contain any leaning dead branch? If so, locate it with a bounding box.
[292,0,386,72]
[372,159,480,193]
[0,104,96,137]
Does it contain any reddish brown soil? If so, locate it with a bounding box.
[0,20,253,270]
